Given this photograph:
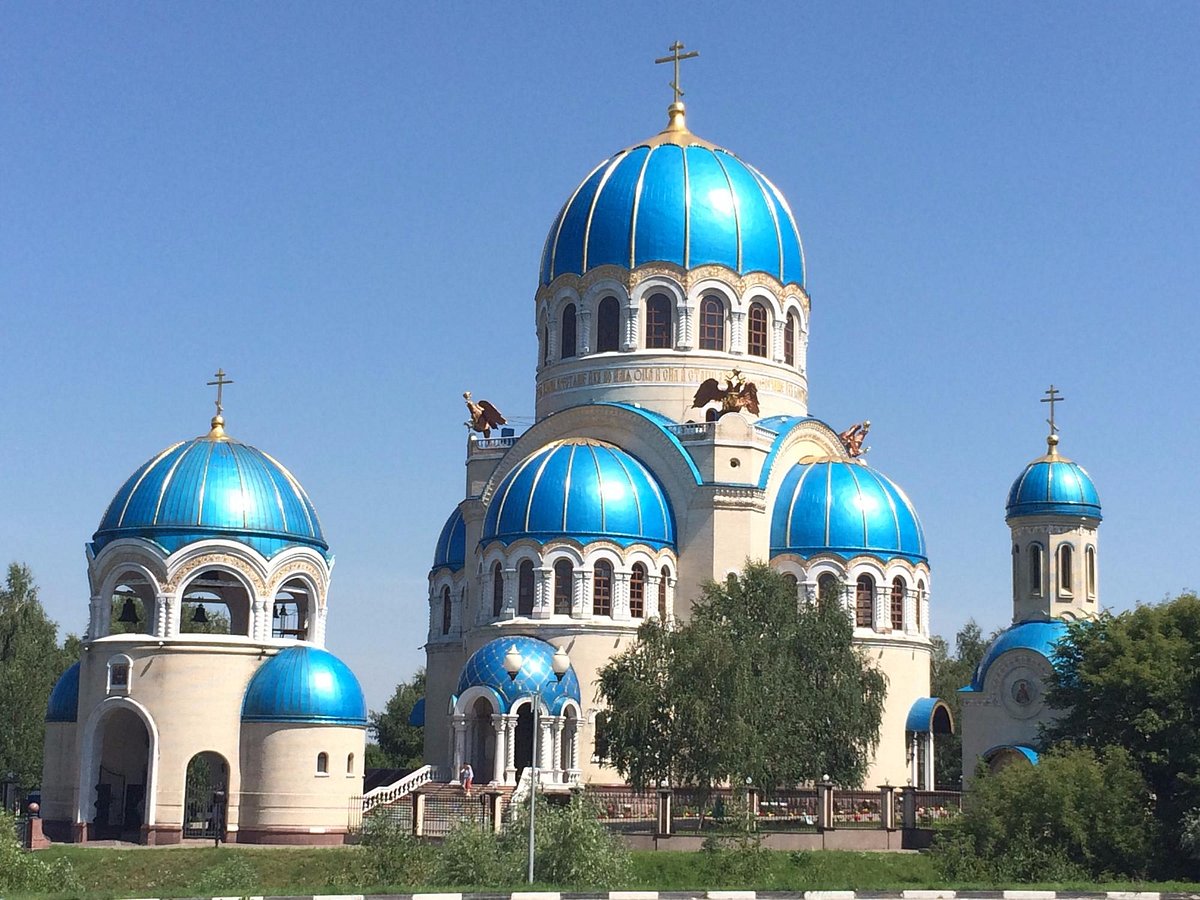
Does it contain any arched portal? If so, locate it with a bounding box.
[90,707,150,840]
[514,704,534,776]
[467,697,496,784]
[183,751,229,839]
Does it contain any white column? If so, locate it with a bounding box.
[573,570,590,618]
[665,575,677,624]
[534,567,552,619]
[88,594,106,639]
[568,720,581,781]
[624,304,639,351]
[771,319,785,362]
[503,567,516,617]
[547,317,560,364]
[731,310,746,355]
[646,574,662,621]
[802,580,817,606]
[538,715,553,771]
[677,302,693,350]
[252,598,269,640]
[550,717,565,783]
[579,308,593,355]
[452,715,468,777]
[613,571,631,621]
[503,715,518,784]
[491,714,507,784]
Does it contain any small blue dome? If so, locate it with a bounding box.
[46,661,80,723]
[540,121,804,287]
[242,646,366,726]
[481,439,675,550]
[770,459,926,563]
[1007,448,1101,520]
[433,507,466,570]
[968,619,1069,691]
[457,636,581,715]
[93,427,328,559]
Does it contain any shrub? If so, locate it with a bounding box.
[359,810,437,887]
[434,818,522,886]
[0,812,81,893]
[931,745,1158,882]
[504,790,631,888]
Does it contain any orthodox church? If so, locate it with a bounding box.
[40,387,367,845]
[960,407,1103,783]
[422,88,951,791]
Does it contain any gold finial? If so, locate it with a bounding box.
[655,41,699,130]
[206,368,234,438]
[1040,384,1064,456]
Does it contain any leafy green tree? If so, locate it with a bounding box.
[931,745,1157,882]
[1044,592,1200,833]
[0,564,76,789]
[597,562,886,792]
[929,620,990,788]
[368,668,426,771]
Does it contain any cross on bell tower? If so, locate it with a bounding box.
[655,41,699,132]
[1040,384,1064,455]
[206,368,234,437]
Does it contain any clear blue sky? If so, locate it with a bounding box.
[2,3,1197,710]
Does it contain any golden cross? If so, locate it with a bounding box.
[1040,384,1065,435]
[207,368,234,417]
[655,41,699,104]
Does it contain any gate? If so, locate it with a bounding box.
[183,751,228,839]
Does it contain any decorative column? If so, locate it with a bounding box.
[664,574,677,624]
[572,570,589,618]
[252,598,269,640]
[623,305,639,351]
[730,310,746,355]
[677,301,693,350]
[503,567,517,618]
[613,570,631,621]
[534,567,552,619]
[802,580,817,606]
[87,594,105,639]
[451,715,468,777]
[579,308,593,356]
[646,574,662,621]
[154,595,171,638]
[503,715,518,784]
[546,316,560,364]
[568,719,581,782]
[550,717,565,783]
[312,602,328,646]
[873,586,887,633]
[771,319,785,362]
[491,714,507,785]
[538,714,553,773]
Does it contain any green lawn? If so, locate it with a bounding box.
[13,845,1200,898]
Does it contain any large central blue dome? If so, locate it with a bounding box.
[539,111,804,287]
[92,423,327,559]
[482,438,675,549]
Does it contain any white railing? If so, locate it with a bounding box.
[362,764,439,812]
[665,422,713,439]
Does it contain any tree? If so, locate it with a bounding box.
[930,745,1157,882]
[0,564,76,789]
[367,668,426,771]
[929,619,990,788]
[1044,592,1200,838]
[596,562,886,792]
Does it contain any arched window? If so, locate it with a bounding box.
[1058,544,1074,595]
[554,559,573,615]
[658,566,670,620]
[596,296,620,352]
[316,752,329,775]
[646,293,673,349]
[630,563,646,618]
[518,560,535,616]
[347,752,355,775]
[817,572,839,602]
[1029,543,1044,596]
[441,586,452,635]
[593,560,613,616]
[492,562,504,617]
[560,303,577,358]
[783,572,799,594]
[748,302,768,357]
[916,579,925,631]
[784,312,796,365]
[891,577,905,630]
[699,296,725,350]
[855,574,875,628]
[1086,546,1096,598]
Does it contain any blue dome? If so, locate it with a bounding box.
[1007,449,1101,520]
[45,661,80,723]
[968,619,1069,691]
[93,427,328,559]
[481,439,675,550]
[770,459,926,562]
[540,122,804,287]
[433,507,466,570]
[457,636,581,715]
[241,646,366,726]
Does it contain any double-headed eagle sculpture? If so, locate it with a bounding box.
[464,391,506,438]
[691,369,760,417]
[838,420,870,458]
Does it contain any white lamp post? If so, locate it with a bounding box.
[503,643,570,885]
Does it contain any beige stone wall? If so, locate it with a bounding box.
[423,643,464,767]
[40,722,78,822]
[238,722,365,837]
[863,639,933,787]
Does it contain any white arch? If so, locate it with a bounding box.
[76,695,161,829]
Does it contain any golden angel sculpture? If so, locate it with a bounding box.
[691,369,760,417]
[838,420,871,458]
[464,391,506,438]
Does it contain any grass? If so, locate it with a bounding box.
[10,844,1200,898]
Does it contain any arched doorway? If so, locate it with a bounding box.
[183,752,229,839]
[467,697,495,784]
[91,707,149,841]
[514,704,534,775]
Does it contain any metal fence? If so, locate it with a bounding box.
[757,788,819,832]
[423,791,491,837]
[914,789,962,827]
[12,815,31,849]
[586,785,656,833]
[832,789,882,828]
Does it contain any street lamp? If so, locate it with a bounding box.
[503,643,570,885]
